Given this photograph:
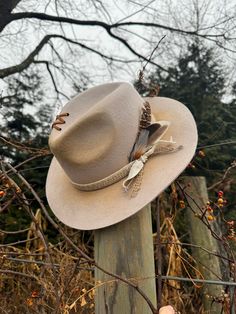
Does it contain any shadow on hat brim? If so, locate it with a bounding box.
[46,97,198,230]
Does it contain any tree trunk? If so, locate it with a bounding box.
[94,204,157,314]
[0,0,21,33]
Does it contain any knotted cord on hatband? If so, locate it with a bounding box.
[52,113,69,131]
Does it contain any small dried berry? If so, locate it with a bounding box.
[198,150,205,158]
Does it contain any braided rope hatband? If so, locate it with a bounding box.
[71,162,134,191]
[70,143,182,192]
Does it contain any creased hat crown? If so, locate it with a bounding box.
[49,82,144,184]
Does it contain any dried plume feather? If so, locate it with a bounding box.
[129,101,150,162]
[129,101,170,162]
[126,101,171,196]
[124,100,184,196]
[139,101,151,129]
[127,121,170,197]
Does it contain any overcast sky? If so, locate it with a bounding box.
[1,0,236,108]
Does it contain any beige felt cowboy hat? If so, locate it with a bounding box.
[46,82,197,230]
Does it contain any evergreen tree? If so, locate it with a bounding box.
[0,71,53,239]
[135,42,236,216]
[0,70,89,241]
[0,71,49,161]
[136,43,236,180]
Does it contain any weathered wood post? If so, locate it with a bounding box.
[182,176,223,313]
[94,204,157,314]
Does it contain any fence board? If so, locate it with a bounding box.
[94,204,157,314]
[183,176,223,313]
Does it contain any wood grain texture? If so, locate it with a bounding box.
[183,176,223,314]
[94,204,157,314]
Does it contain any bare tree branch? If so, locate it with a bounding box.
[10,11,230,39]
[34,60,70,100]
[107,28,167,71]
[0,33,150,79]
[0,34,53,78]
[10,12,111,30]
[0,5,235,80]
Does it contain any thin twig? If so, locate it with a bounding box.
[4,256,60,267]
[161,275,236,287]
[0,227,30,234]
[142,35,166,72]
[160,241,234,263]
[0,269,37,280]
[198,140,236,150]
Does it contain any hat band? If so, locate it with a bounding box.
[71,139,183,196]
[71,161,133,191]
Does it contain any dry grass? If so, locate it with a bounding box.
[0,247,95,314]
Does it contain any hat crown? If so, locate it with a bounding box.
[49,82,143,184]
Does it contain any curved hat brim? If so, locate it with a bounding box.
[46,97,197,230]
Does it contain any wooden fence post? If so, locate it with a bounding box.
[94,204,157,314]
[182,176,223,313]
